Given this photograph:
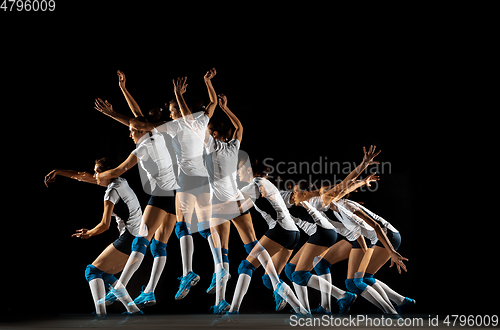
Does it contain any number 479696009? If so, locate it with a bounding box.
[1,0,55,11]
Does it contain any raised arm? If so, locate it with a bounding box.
[322,146,380,205]
[45,169,96,187]
[203,68,217,118]
[173,76,192,118]
[117,70,144,117]
[218,94,243,143]
[71,200,114,239]
[353,209,408,274]
[96,153,138,183]
[94,98,133,127]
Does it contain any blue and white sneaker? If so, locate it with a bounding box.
[206,273,217,294]
[175,271,200,300]
[272,285,287,311]
[337,291,357,314]
[97,286,126,305]
[101,289,117,306]
[133,286,156,308]
[207,268,231,294]
[396,297,416,314]
[210,300,231,314]
[310,304,332,315]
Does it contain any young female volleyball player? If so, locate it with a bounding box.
[94,101,179,314]
[115,70,217,300]
[44,158,142,318]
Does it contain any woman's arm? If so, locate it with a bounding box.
[173,76,192,118]
[94,98,133,127]
[117,70,144,117]
[218,94,243,143]
[44,169,96,187]
[96,153,138,183]
[353,209,408,274]
[322,146,380,205]
[71,201,114,239]
[203,68,217,118]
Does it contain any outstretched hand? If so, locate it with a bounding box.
[362,145,381,166]
[117,70,126,88]
[204,67,217,81]
[173,77,188,95]
[94,98,114,115]
[218,94,228,108]
[72,228,91,239]
[364,173,380,187]
[389,250,408,274]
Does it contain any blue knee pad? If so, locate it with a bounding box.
[150,238,167,258]
[197,221,211,240]
[222,248,229,263]
[262,274,273,291]
[292,271,312,286]
[238,260,256,277]
[244,240,258,254]
[132,236,150,255]
[313,258,331,276]
[175,222,192,239]
[284,263,296,282]
[354,272,368,291]
[85,264,104,282]
[363,273,376,286]
[345,278,364,295]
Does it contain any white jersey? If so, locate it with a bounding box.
[205,136,242,202]
[240,177,298,232]
[103,177,142,236]
[308,196,377,244]
[132,128,180,193]
[156,111,209,177]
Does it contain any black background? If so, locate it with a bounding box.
[2,2,497,320]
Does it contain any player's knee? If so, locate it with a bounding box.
[150,238,167,258]
[292,270,312,286]
[238,259,256,277]
[85,264,104,283]
[175,222,192,239]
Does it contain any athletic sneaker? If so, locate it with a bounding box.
[175,271,200,300]
[337,292,357,314]
[206,270,232,294]
[272,286,287,311]
[100,288,117,306]
[133,286,156,308]
[396,297,416,314]
[97,286,126,305]
[210,300,231,314]
[310,304,332,315]
[206,273,217,294]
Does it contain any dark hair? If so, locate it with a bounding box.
[95,157,118,173]
[208,118,231,141]
[250,159,270,178]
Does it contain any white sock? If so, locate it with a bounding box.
[180,235,194,276]
[293,283,311,312]
[370,282,393,307]
[88,278,106,317]
[306,274,346,300]
[229,273,252,312]
[374,279,405,306]
[319,273,332,312]
[115,251,145,289]
[113,251,145,313]
[361,286,397,314]
[251,246,306,314]
[144,256,167,293]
